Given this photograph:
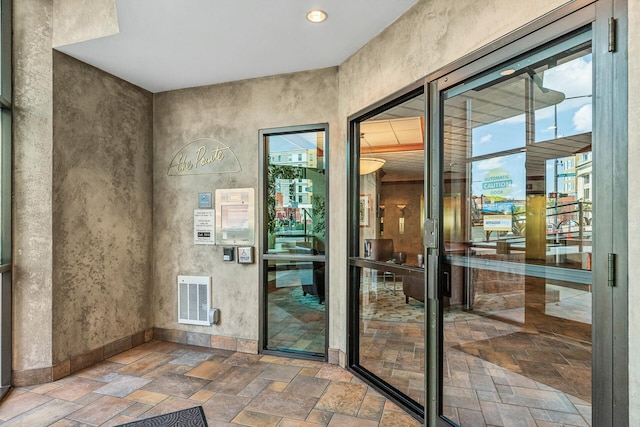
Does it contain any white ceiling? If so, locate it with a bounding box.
[361,118,423,147]
[361,97,426,182]
[56,0,418,93]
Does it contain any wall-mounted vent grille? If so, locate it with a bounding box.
[178,275,211,326]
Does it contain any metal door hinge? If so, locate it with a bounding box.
[609,17,617,53]
[608,253,616,287]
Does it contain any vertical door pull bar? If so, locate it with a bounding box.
[608,253,616,287]
[427,254,437,300]
[608,17,617,53]
[443,271,450,295]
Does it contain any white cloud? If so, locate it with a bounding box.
[543,55,592,99]
[480,134,492,144]
[572,104,592,132]
[476,156,505,171]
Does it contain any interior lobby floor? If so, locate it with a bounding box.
[13,278,590,426]
[358,277,592,427]
[267,286,326,355]
[0,340,422,427]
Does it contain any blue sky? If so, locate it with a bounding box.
[268,132,321,153]
[470,53,592,200]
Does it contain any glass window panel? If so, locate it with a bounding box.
[0,0,9,100]
[0,1,3,96]
[265,259,325,355]
[440,30,592,426]
[534,53,593,143]
[0,109,8,264]
[265,130,326,255]
[356,264,425,405]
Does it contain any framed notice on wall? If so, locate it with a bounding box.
[215,188,255,245]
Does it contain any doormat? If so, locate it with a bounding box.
[116,406,208,427]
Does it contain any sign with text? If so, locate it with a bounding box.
[482,168,513,199]
[168,138,242,176]
[194,209,215,245]
[483,215,512,232]
[215,188,255,245]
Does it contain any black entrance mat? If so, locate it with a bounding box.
[116,406,208,427]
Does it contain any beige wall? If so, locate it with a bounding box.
[13,0,55,372]
[152,69,338,340]
[52,0,118,47]
[13,0,153,374]
[52,52,153,363]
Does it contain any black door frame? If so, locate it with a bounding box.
[258,123,330,361]
[0,0,11,400]
[346,82,427,421]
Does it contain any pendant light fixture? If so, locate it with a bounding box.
[359,133,385,175]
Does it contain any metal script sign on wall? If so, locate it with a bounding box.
[168,138,242,176]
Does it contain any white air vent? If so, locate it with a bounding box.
[178,275,211,326]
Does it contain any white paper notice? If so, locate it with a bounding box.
[194,209,215,245]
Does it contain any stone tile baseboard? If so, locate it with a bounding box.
[153,327,259,355]
[328,348,346,367]
[13,328,339,386]
[154,328,343,367]
[12,329,153,387]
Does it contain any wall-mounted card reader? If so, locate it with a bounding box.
[223,246,235,261]
[237,246,254,264]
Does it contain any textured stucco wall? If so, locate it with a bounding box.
[13,0,55,371]
[52,0,118,47]
[51,52,153,363]
[628,0,639,424]
[153,68,338,340]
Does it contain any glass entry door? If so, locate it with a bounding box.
[348,88,426,419]
[436,29,593,426]
[260,124,328,358]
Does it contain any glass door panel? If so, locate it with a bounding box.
[439,30,593,426]
[262,126,327,357]
[349,90,426,417]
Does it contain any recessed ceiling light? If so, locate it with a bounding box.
[500,68,516,76]
[307,10,328,23]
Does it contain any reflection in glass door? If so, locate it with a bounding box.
[438,30,593,426]
[260,125,328,358]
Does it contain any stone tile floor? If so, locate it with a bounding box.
[357,278,593,426]
[267,286,325,354]
[0,340,422,427]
